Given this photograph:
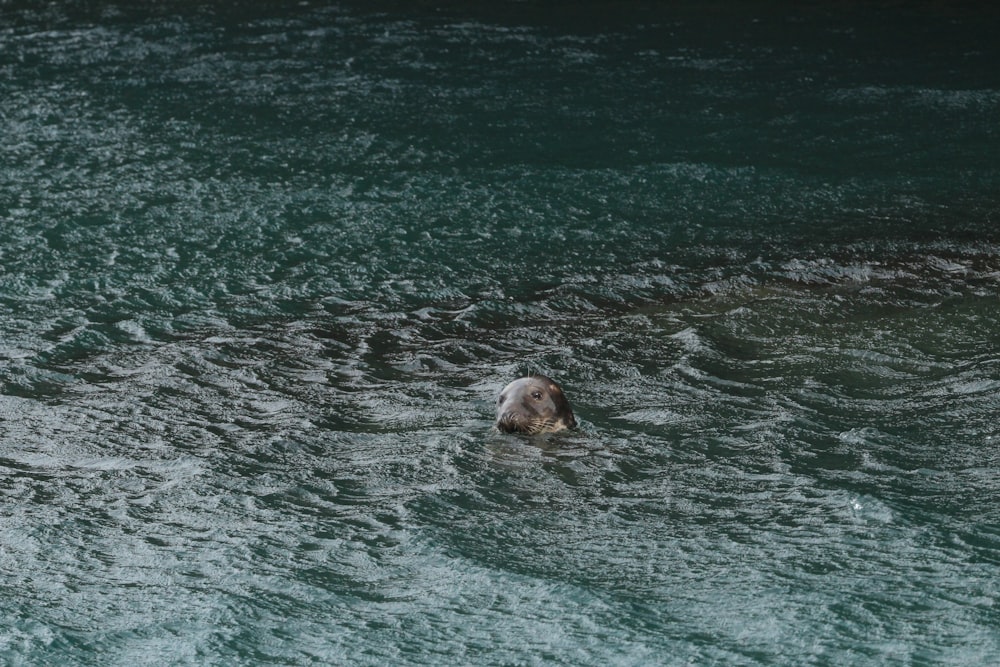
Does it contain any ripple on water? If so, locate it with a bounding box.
[2,1,1000,664]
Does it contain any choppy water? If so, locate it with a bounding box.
[2,1,1000,664]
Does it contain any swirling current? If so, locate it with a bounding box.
[2,1,999,665]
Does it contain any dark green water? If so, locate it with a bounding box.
[2,1,1000,664]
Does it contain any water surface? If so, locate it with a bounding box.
[2,1,999,664]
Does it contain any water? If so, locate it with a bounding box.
[2,1,999,664]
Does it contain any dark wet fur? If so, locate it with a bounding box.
[495,375,576,435]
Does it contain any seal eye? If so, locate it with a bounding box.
[498,394,505,404]
[531,391,543,400]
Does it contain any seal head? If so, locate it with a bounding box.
[495,375,576,435]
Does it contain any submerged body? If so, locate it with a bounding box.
[495,375,576,435]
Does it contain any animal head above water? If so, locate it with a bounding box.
[495,374,576,435]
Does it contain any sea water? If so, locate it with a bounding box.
[1,1,999,664]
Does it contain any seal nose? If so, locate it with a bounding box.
[496,412,520,433]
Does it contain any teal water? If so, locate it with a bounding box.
[2,1,1000,664]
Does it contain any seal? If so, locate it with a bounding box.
[495,374,576,435]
